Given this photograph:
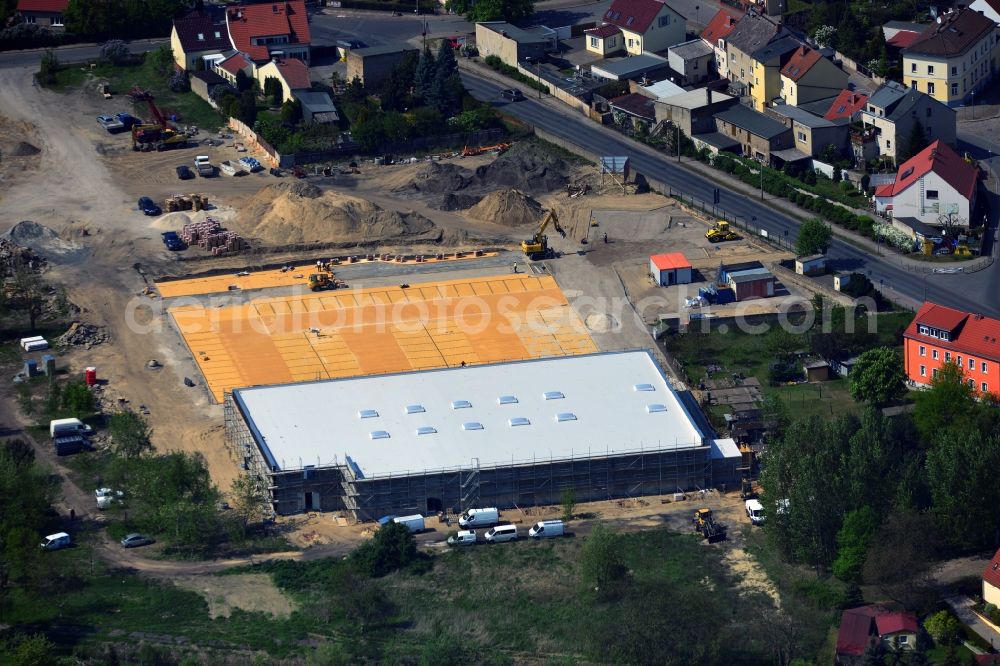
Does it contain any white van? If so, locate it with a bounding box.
[459,507,499,528]
[392,514,425,533]
[40,532,71,550]
[447,530,477,546]
[745,499,765,525]
[50,418,92,439]
[484,524,518,543]
[528,520,564,538]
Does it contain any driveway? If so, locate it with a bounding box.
[946,595,1000,651]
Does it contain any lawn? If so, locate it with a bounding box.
[772,379,859,420]
[48,48,223,131]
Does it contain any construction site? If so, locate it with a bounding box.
[0,60,794,529]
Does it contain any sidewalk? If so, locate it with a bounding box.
[462,58,990,277]
[946,595,1000,651]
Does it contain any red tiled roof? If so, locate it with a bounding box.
[701,8,743,44]
[836,607,877,656]
[906,7,995,57]
[876,140,978,201]
[586,24,623,39]
[17,0,69,14]
[780,45,822,81]
[17,0,68,12]
[904,302,1000,362]
[651,252,692,270]
[226,1,311,63]
[874,183,893,197]
[603,0,669,34]
[976,655,1000,666]
[824,89,868,120]
[875,612,919,636]
[219,53,252,76]
[272,58,311,90]
[984,548,1000,591]
[887,30,921,48]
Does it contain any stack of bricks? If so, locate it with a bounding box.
[180,218,248,255]
[164,193,210,212]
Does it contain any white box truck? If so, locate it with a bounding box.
[528,520,564,538]
[459,507,499,528]
[50,418,93,438]
[393,514,425,533]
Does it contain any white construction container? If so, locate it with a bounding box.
[392,514,425,533]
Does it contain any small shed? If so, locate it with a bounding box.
[803,358,831,382]
[650,253,692,286]
[721,263,775,301]
[795,254,827,276]
[833,355,860,377]
[833,273,852,292]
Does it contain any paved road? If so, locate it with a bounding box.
[462,68,1000,317]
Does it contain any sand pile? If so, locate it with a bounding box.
[401,162,473,195]
[474,143,570,194]
[235,181,436,245]
[7,220,81,256]
[439,193,481,211]
[467,189,544,227]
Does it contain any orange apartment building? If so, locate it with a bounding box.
[903,302,1000,397]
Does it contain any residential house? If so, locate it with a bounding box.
[983,547,1000,606]
[585,24,625,57]
[766,102,849,160]
[170,5,231,71]
[598,0,686,56]
[883,20,927,50]
[747,36,802,111]
[836,606,920,665]
[873,140,978,226]
[16,0,67,30]
[256,57,312,103]
[701,8,743,78]
[653,88,740,153]
[216,53,254,87]
[296,91,339,124]
[637,78,685,101]
[591,52,671,81]
[969,0,1000,24]
[608,93,656,129]
[902,301,1000,396]
[902,7,999,107]
[668,39,714,85]
[724,9,797,109]
[189,70,230,106]
[714,103,793,163]
[821,89,869,121]
[345,45,419,89]
[475,21,547,67]
[779,45,849,107]
[860,80,956,161]
[225,1,311,67]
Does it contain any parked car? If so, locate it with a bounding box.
[116,112,140,129]
[484,524,518,543]
[120,533,155,548]
[40,532,71,550]
[161,231,184,251]
[97,115,125,132]
[269,167,283,177]
[500,88,524,102]
[447,530,477,546]
[176,165,194,180]
[95,487,123,510]
[138,196,161,216]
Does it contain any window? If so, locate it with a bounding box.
[927,65,934,75]
[983,361,989,373]
[926,190,938,199]
[933,368,939,378]
[910,81,916,89]
[628,38,634,47]
[405,404,425,414]
[957,355,962,366]
[898,636,909,645]
[658,14,670,26]
[609,37,616,46]
[952,83,959,96]
[590,37,598,48]
[886,140,891,149]
[940,331,949,341]
[796,131,806,142]
[52,14,63,26]
[927,82,935,95]
[23,14,35,23]
[920,365,926,377]
[969,379,976,388]
[969,358,975,370]
[911,63,917,73]
[932,350,939,360]
[919,345,926,356]
[498,395,518,405]
[945,352,951,362]
[952,65,957,75]
[197,32,204,41]
[983,382,989,393]
[214,31,221,39]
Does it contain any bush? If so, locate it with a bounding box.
[168,69,189,93]
[351,522,419,577]
[100,39,130,65]
[36,49,59,86]
[482,55,549,93]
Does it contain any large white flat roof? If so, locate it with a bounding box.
[234,351,708,478]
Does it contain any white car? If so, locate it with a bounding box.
[95,488,123,509]
[745,499,765,525]
[447,530,477,546]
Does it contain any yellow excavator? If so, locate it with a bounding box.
[705,220,740,243]
[521,210,565,260]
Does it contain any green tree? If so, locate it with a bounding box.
[9,632,55,666]
[446,0,534,22]
[229,473,269,534]
[352,521,418,577]
[410,106,443,137]
[235,69,253,93]
[352,110,386,152]
[109,410,153,459]
[832,506,878,583]
[580,523,627,596]
[849,347,906,406]
[0,440,57,596]
[862,511,935,609]
[237,90,258,125]
[264,76,282,107]
[796,218,832,256]
[36,49,59,86]
[328,565,395,632]
[128,452,220,552]
[913,362,976,442]
[382,111,411,144]
[414,46,436,101]
[862,641,886,666]
[900,120,929,163]
[924,610,960,645]
[926,429,1000,550]
[561,488,576,522]
[61,380,95,418]
[7,261,48,331]
[280,99,302,124]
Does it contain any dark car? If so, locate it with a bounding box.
[269,167,283,177]
[500,88,524,101]
[116,112,140,130]
[176,165,194,180]
[161,231,184,251]
[138,196,161,216]
[120,533,155,548]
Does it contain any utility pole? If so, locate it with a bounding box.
[676,124,680,162]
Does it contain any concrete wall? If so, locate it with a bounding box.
[475,24,546,67]
[346,48,418,90]
[515,63,590,114]
[668,47,713,85]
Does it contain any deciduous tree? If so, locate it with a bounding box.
[926,429,1000,550]
[796,218,832,256]
[832,506,878,583]
[446,0,534,22]
[849,347,905,406]
[580,523,627,596]
[913,362,975,442]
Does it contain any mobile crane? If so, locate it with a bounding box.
[131,96,187,152]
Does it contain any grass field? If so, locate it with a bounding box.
[49,48,223,131]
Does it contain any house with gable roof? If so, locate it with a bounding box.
[836,606,919,665]
[985,548,1000,606]
[860,80,956,161]
[778,45,848,107]
[595,0,686,56]
[16,0,68,31]
[170,4,230,71]
[873,140,978,226]
[225,1,311,67]
[701,8,743,78]
[903,302,1000,395]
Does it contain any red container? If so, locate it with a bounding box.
[84,367,97,386]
